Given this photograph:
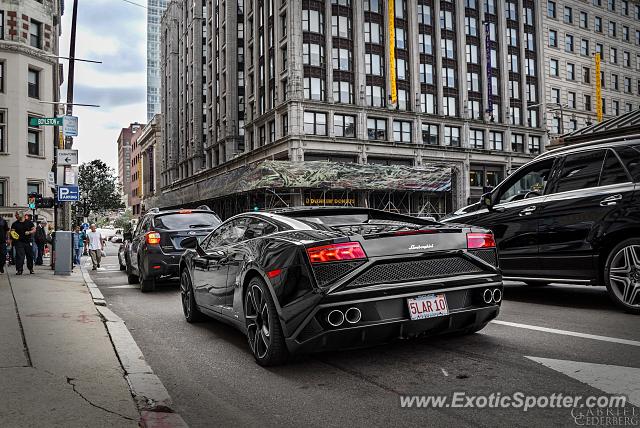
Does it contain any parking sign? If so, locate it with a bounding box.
[57,185,80,202]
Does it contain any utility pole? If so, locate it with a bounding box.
[61,0,78,230]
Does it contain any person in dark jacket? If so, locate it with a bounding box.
[34,222,47,265]
[10,211,35,275]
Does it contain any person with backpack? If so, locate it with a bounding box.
[34,221,47,266]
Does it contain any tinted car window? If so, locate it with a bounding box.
[205,218,250,250]
[154,212,221,230]
[497,158,555,203]
[554,150,605,193]
[615,145,640,182]
[599,150,631,186]
[244,218,277,239]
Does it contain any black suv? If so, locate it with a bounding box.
[445,138,640,313]
[125,206,221,292]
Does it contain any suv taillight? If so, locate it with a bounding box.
[146,231,161,245]
[467,233,496,249]
[306,242,367,264]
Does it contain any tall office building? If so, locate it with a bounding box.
[0,0,63,223]
[147,0,168,121]
[117,122,143,207]
[155,0,553,217]
[541,0,640,138]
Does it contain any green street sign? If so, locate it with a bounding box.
[29,117,63,127]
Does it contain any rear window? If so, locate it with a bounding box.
[153,212,221,230]
[554,150,605,193]
[615,144,640,182]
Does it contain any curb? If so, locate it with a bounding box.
[81,266,188,428]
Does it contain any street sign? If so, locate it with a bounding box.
[47,171,55,187]
[63,115,78,137]
[64,166,78,185]
[81,223,89,230]
[29,117,63,127]
[57,185,80,202]
[57,149,78,166]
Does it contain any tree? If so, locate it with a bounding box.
[114,209,134,234]
[77,160,124,217]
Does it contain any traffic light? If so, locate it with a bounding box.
[35,193,44,208]
[28,193,37,209]
[39,197,55,208]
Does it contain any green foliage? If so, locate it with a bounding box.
[77,160,124,216]
[114,209,134,233]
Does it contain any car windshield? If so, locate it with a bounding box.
[154,212,220,230]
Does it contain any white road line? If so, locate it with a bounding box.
[492,320,640,348]
[526,357,640,407]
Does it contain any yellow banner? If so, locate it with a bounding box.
[388,0,397,105]
[595,53,602,122]
[58,130,64,149]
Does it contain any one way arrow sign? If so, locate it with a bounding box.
[57,149,78,166]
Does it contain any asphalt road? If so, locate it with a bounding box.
[90,243,640,427]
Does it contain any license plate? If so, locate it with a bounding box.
[407,294,449,320]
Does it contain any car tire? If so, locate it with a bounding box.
[604,239,640,315]
[180,269,204,323]
[125,258,138,284]
[244,276,288,366]
[139,260,156,293]
[523,280,550,287]
[119,258,126,271]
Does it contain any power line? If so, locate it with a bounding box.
[120,0,147,9]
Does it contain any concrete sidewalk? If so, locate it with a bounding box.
[0,264,139,427]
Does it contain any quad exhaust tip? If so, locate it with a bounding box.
[327,309,345,327]
[483,288,493,304]
[345,307,362,324]
[492,288,502,303]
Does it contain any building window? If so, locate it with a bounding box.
[397,89,409,111]
[27,181,41,196]
[420,93,437,114]
[30,20,42,49]
[527,83,537,102]
[303,43,324,66]
[442,67,456,88]
[509,80,519,98]
[547,1,556,18]
[440,10,454,31]
[332,48,352,71]
[468,100,482,119]
[395,27,406,49]
[396,58,408,80]
[468,72,480,92]
[268,121,276,143]
[466,44,478,64]
[613,100,619,115]
[0,179,6,207]
[612,74,619,90]
[334,114,355,138]
[364,0,383,13]
[550,59,559,76]
[510,106,521,125]
[0,110,5,153]
[511,134,524,152]
[443,96,457,117]
[27,116,41,156]
[610,47,617,64]
[365,85,385,107]
[440,38,455,59]
[595,16,602,32]
[609,21,616,38]
[526,58,536,76]
[418,4,432,24]
[282,114,288,136]
[528,136,541,154]
[393,121,412,143]
[0,61,4,92]
[624,77,632,93]
[579,11,588,28]
[489,131,503,150]
[443,126,460,146]
[608,0,615,11]
[303,77,325,101]
[565,34,573,52]
[580,39,589,56]
[583,67,590,83]
[367,118,387,141]
[528,108,538,127]
[364,21,382,44]
[419,33,433,54]
[549,30,557,47]
[584,94,592,111]
[28,68,39,99]
[0,11,4,41]
[302,9,324,34]
[331,15,352,39]
[469,129,484,149]
[303,111,327,135]
[563,6,573,23]
[420,63,434,84]
[421,123,438,145]
[568,91,576,108]
[365,53,384,76]
[465,16,477,36]
[333,80,353,104]
[567,63,575,80]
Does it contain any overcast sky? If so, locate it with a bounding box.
[59,0,147,170]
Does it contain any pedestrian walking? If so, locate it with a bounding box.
[34,221,47,265]
[0,215,8,274]
[72,226,84,266]
[10,211,35,275]
[84,224,104,270]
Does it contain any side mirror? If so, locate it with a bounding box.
[480,191,494,210]
[123,232,132,241]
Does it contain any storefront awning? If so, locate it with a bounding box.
[150,160,452,208]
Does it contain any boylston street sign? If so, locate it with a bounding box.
[29,117,63,127]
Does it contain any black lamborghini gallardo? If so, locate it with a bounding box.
[179,207,502,366]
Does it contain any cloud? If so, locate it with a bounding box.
[74,84,146,109]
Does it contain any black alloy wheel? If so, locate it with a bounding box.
[605,239,640,314]
[180,270,204,322]
[244,277,287,366]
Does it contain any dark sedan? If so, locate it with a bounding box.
[179,207,502,366]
